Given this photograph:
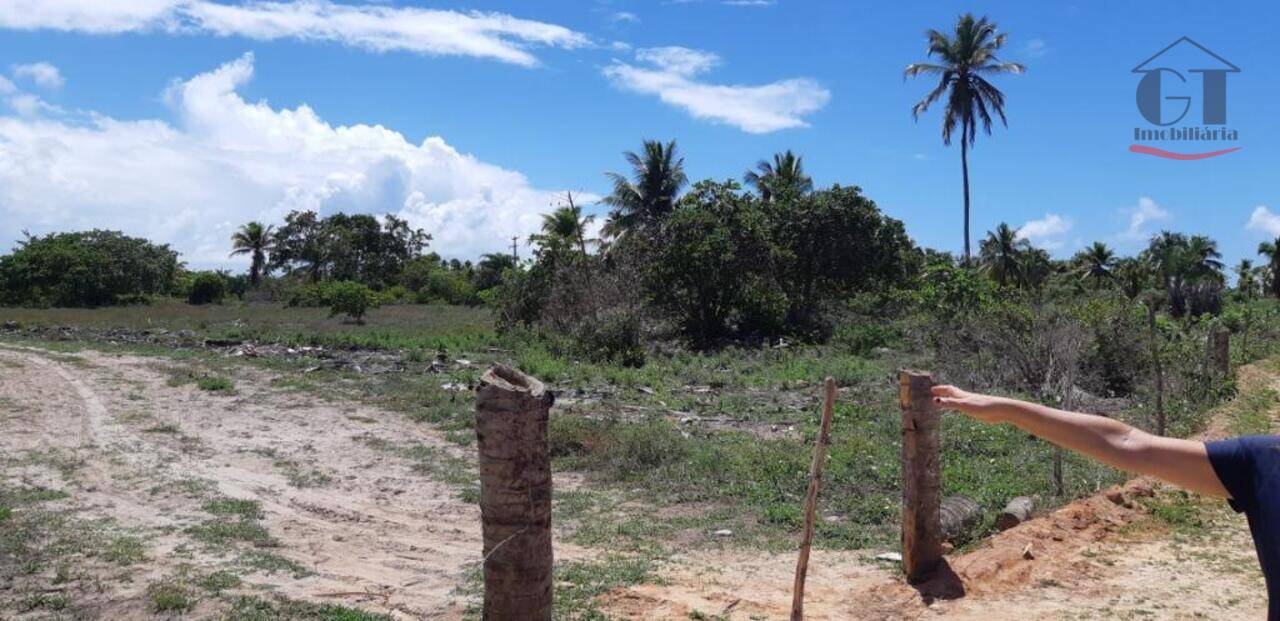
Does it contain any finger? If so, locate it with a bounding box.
[931,385,959,397]
[933,396,960,409]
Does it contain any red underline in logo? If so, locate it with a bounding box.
[1128,144,1242,160]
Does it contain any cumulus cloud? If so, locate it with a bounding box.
[0,54,579,267]
[1119,196,1171,242]
[1246,206,1280,237]
[603,45,829,133]
[1016,213,1072,249]
[0,1,588,67]
[12,62,64,89]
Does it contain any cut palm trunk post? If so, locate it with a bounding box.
[790,377,837,621]
[996,496,1035,531]
[900,369,941,583]
[475,365,554,621]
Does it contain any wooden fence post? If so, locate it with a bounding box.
[1208,326,1230,378]
[475,365,554,621]
[899,370,941,583]
[790,377,837,621]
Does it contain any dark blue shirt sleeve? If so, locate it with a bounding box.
[1207,437,1258,513]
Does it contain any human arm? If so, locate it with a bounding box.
[931,385,1230,499]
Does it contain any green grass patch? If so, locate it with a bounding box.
[147,578,199,614]
[237,550,312,578]
[1229,385,1278,436]
[186,518,277,548]
[197,375,236,393]
[103,535,147,565]
[196,569,243,593]
[203,498,264,520]
[226,594,393,621]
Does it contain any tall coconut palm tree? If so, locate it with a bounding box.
[1074,241,1116,288]
[602,139,687,238]
[229,221,275,288]
[978,222,1027,287]
[1258,237,1280,298]
[906,14,1025,262]
[532,193,595,255]
[743,150,813,201]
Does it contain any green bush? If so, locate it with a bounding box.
[187,271,228,305]
[0,230,180,307]
[833,322,900,355]
[574,313,646,367]
[285,281,332,307]
[327,281,379,323]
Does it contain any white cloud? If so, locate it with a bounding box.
[1022,38,1048,59]
[1119,196,1171,242]
[0,54,581,267]
[723,0,776,5]
[0,76,14,95]
[0,1,589,67]
[1016,213,1072,249]
[610,11,640,23]
[1246,205,1280,237]
[604,46,829,133]
[12,62,64,89]
[6,93,62,117]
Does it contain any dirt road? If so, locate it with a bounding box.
[0,345,501,619]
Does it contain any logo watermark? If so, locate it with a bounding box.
[1129,37,1241,160]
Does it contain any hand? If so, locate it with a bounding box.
[931,384,1006,423]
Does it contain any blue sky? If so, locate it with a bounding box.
[1,1,1278,272]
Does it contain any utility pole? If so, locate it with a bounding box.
[511,236,519,262]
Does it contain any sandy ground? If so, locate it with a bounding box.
[0,345,530,619]
[0,344,1271,620]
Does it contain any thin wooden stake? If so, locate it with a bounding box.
[790,377,837,621]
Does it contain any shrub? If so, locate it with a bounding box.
[833,322,900,355]
[285,281,332,308]
[0,230,180,307]
[187,271,228,305]
[327,281,379,323]
[574,313,646,367]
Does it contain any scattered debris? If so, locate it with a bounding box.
[873,552,902,562]
[712,529,733,538]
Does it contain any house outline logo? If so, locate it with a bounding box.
[1128,36,1242,160]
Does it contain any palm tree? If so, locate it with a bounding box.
[1258,237,1280,298]
[743,150,813,201]
[532,193,595,254]
[1235,258,1258,298]
[1186,235,1224,280]
[1018,247,1052,289]
[602,139,687,237]
[906,14,1025,262]
[978,222,1027,286]
[229,221,274,288]
[1074,241,1116,288]
[1114,257,1150,299]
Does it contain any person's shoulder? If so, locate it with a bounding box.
[1234,435,1280,451]
[1216,435,1280,464]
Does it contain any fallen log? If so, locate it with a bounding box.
[939,495,981,542]
[997,496,1035,531]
